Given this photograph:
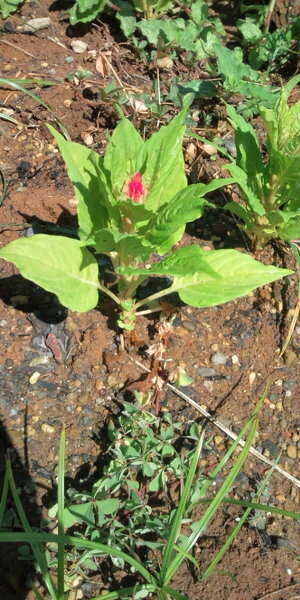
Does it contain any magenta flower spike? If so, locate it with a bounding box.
[127,172,144,203]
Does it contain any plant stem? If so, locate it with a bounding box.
[98,282,121,305]
[134,285,175,310]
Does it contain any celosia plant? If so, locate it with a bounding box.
[0,98,292,330]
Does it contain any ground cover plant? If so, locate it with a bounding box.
[1,393,299,600]
[0,98,293,331]
[224,75,300,250]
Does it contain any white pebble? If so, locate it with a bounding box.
[29,371,41,385]
[248,372,256,385]
[231,355,239,364]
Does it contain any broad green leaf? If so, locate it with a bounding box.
[226,104,264,196]
[265,150,300,206]
[175,248,292,308]
[214,44,261,89]
[137,19,162,45]
[104,118,144,198]
[48,125,113,239]
[143,179,234,254]
[117,245,220,280]
[68,502,95,525]
[276,215,300,241]
[238,19,262,43]
[0,235,99,312]
[136,100,192,212]
[96,499,120,514]
[86,228,153,261]
[191,0,208,25]
[177,79,217,99]
[118,245,292,308]
[226,163,266,216]
[69,0,106,24]
[0,0,23,17]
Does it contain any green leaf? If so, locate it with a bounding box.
[68,502,95,526]
[136,100,192,212]
[177,79,217,99]
[226,163,266,217]
[120,245,292,308]
[225,104,265,197]
[48,125,114,239]
[0,0,23,19]
[191,0,208,26]
[0,235,99,312]
[238,19,262,43]
[96,499,120,515]
[115,0,137,37]
[104,118,144,198]
[143,179,234,254]
[69,0,106,24]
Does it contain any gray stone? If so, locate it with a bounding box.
[198,367,216,377]
[211,352,227,365]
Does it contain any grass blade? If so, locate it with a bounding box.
[0,460,10,525]
[160,431,204,583]
[200,456,280,580]
[5,460,59,599]
[164,585,190,600]
[165,409,260,584]
[0,78,70,139]
[57,429,65,599]
[0,531,156,584]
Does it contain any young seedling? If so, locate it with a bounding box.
[0,97,293,333]
[224,75,300,250]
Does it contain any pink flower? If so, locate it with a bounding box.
[127,172,144,203]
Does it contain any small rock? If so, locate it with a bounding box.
[29,371,41,385]
[181,320,197,332]
[0,320,7,326]
[19,17,51,32]
[29,356,50,367]
[71,40,88,53]
[283,379,295,391]
[231,355,239,364]
[41,423,55,434]
[276,494,286,504]
[249,372,256,385]
[286,445,297,459]
[214,435,223,446]
[198,367,216,377]
[65,56,74,63]
[211,351,227,365]
[201,143,217,156]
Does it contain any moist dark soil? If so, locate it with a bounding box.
[0,1,299,599]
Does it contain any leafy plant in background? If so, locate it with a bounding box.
[238,14,300,71]
[126,0,225,62]
[69,0,174,25]
[224,75,300,251]
[2,394,299,600]
[0,0,23,17]
[212,43,280,118]
[0,97,293,331]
